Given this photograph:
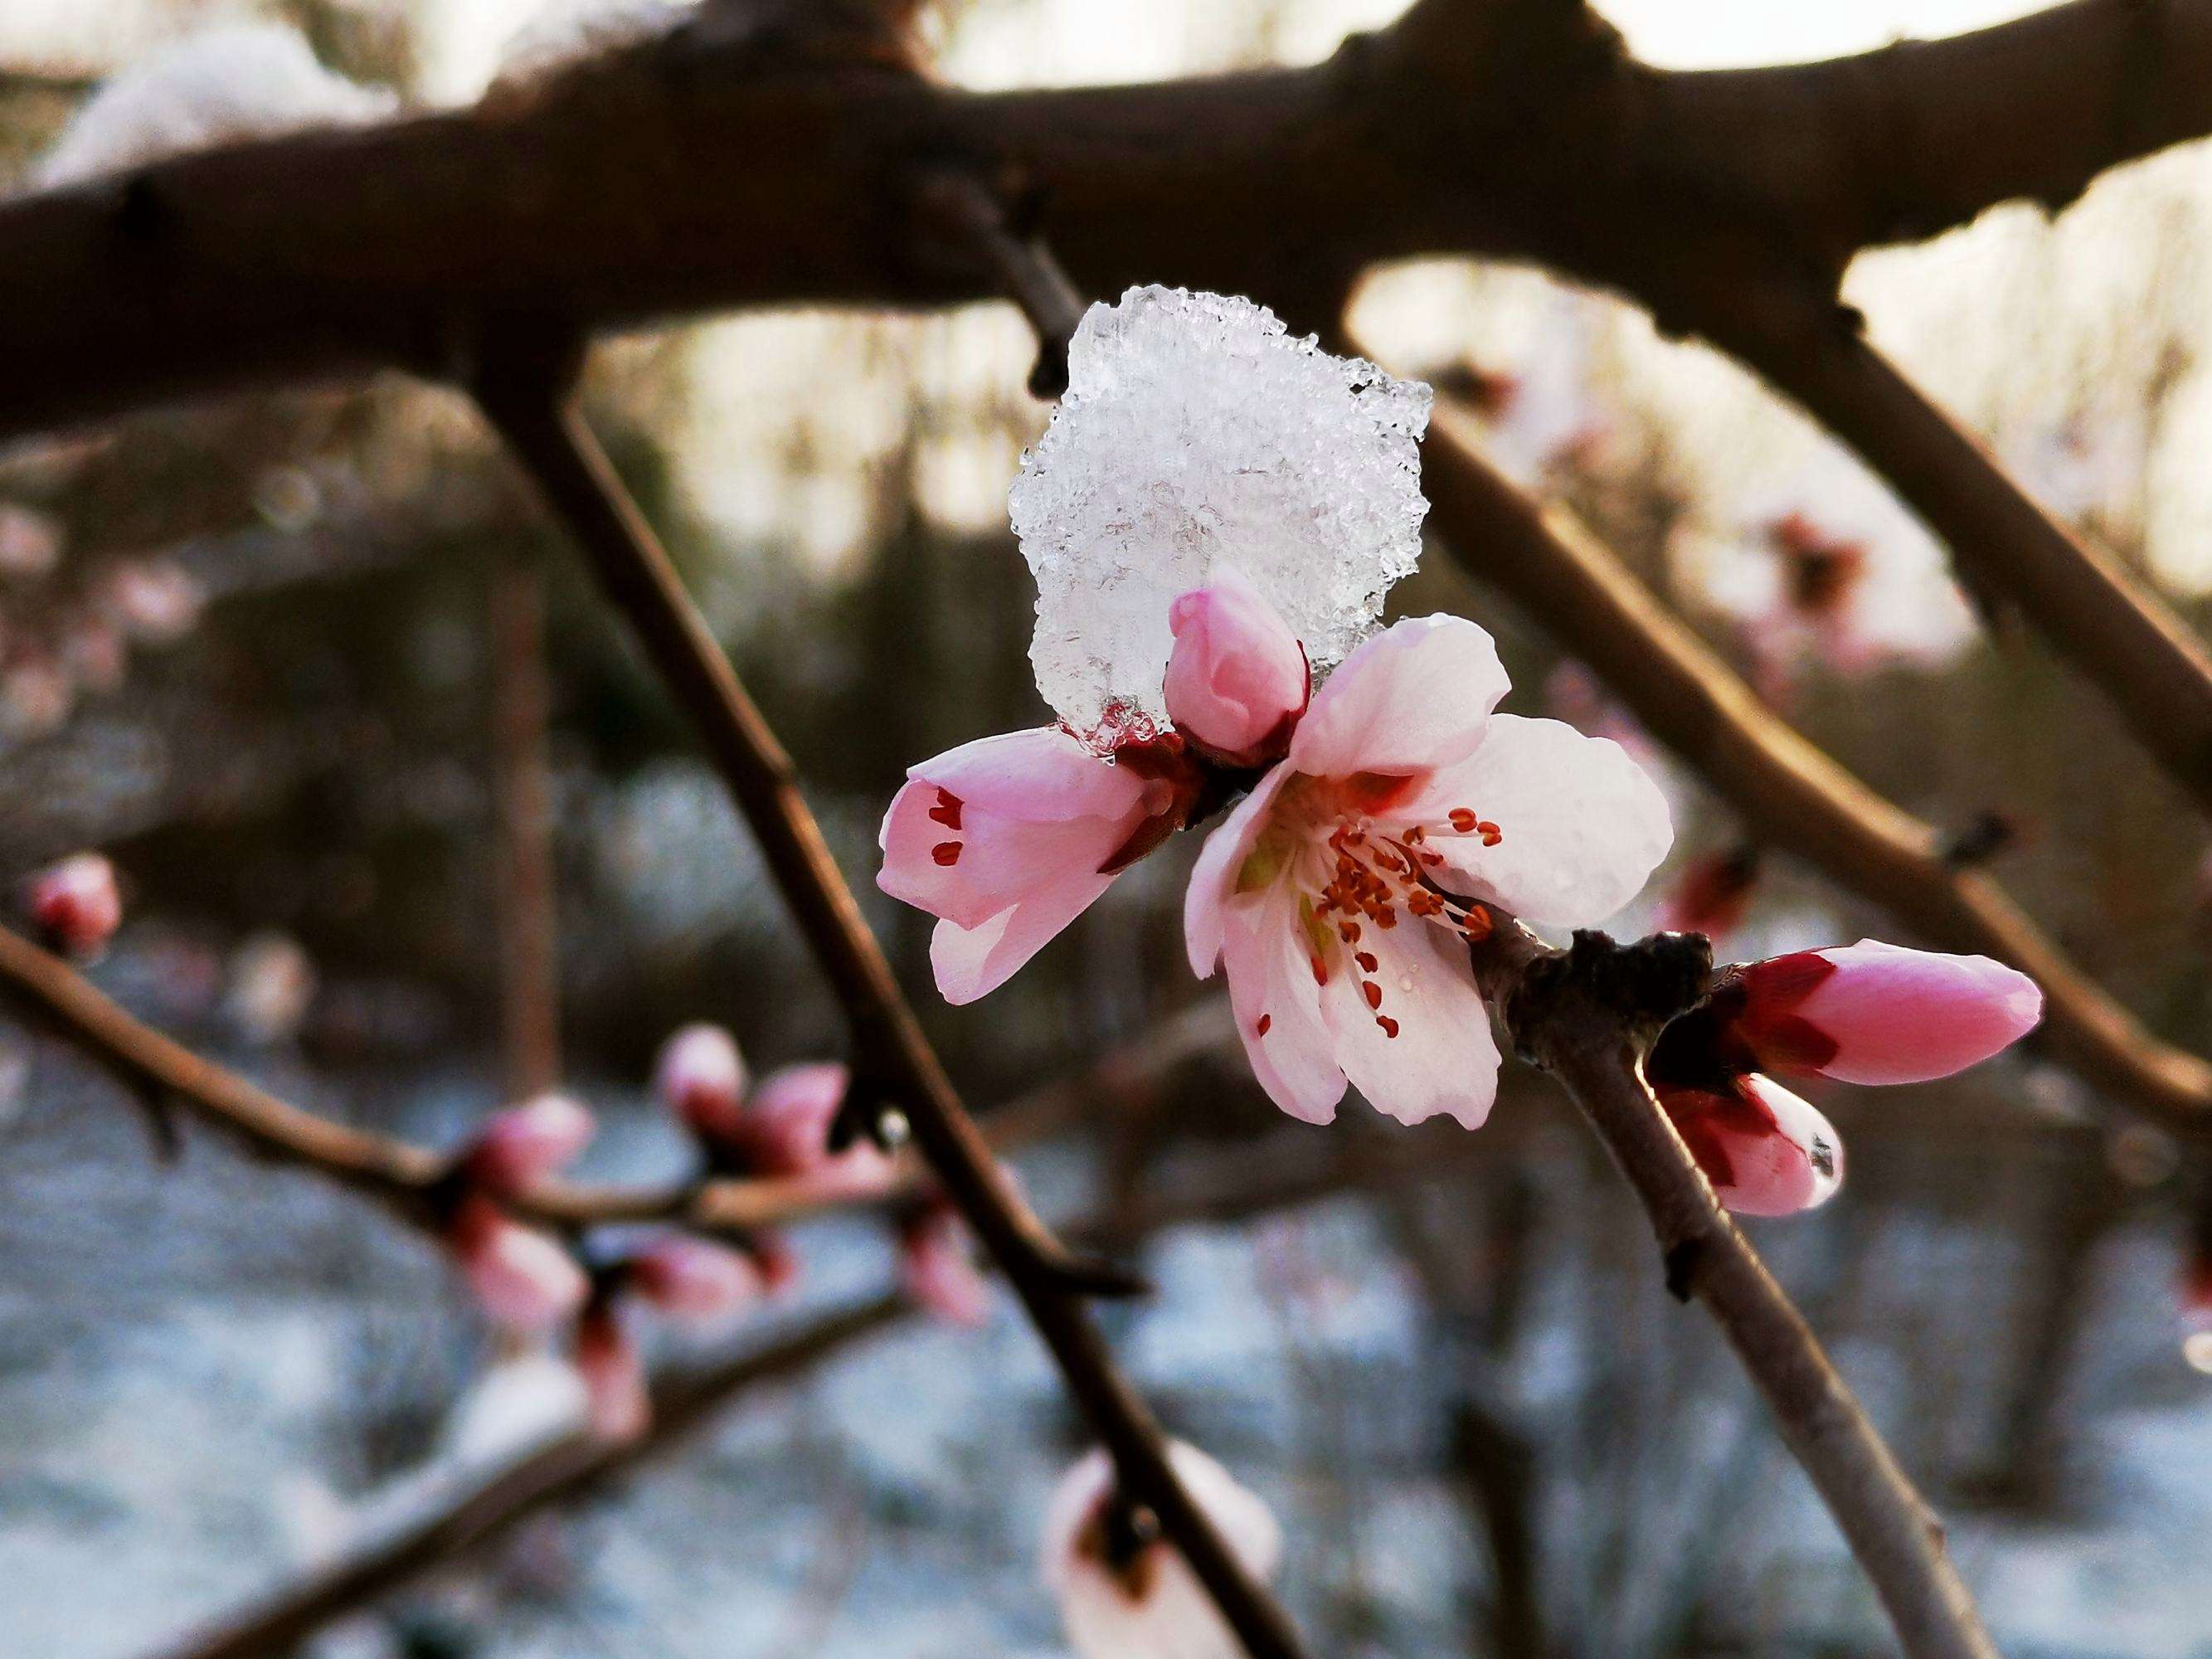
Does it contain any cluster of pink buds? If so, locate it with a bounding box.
[1646,941,2044,1215]
[574,1232,771,1439]
[444,1092,595,1333]
[21,851,123,960]
[0,504,204,742]
[652,1023,992,1326]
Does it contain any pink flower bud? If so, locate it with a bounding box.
[575,1301,649,1441]
[464,1092,596,1198]
[1659,1073,1843,1218]
[628,1235,762,1323]
[898,1203,991,1327]
[1162,568,1309,768]
[450,1197,588,1332]
[24,853,122,960]
[1043,1441,1280,1659]
[98,557,203,645]
[1718,940,2043,1086]
[654,1023,746,1144]
[742,1063,898,1199]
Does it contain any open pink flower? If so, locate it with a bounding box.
[463,1092,595,1199]
[653,1023,746,1145]
[1187,613,1671,1129]
[449,1194,588,1332]
[627,1234,764,1324]
[1657,1073,1843,1218]
[1043,1440,1281,1659]
[1163,567,1308,768]
[1701,940,2043,1086]
[24,852,122,960]
[574,1301,649,1441]
[878,727,1198,1005]
[897,1201,992,1326]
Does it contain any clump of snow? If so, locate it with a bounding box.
[1009,285,1432,751]
[32,24,396,192]
[493,0,688,89]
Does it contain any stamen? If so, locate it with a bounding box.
[1377,1015,1400,1039]
[1310,954,1329,985]
[931,841,962,866]
[1355,951,1378,973]
[1361,980,1383,1010]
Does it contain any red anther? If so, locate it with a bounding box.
[1375,909,1398,929]
[1448,807,1478,833]
[1355,951,1378,972]
[927,790,964,830]
[1310,954,1329,985]
[1377,1015,1400,1039]
[931,841,963,866]
[1362,980,1383,1010]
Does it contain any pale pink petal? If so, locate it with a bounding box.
[1288,614,1508,778]
[464,1092,595,1198]
[24,852,122,960]
[1664,1075,1844,1218]
[575,1305,650,1441]
[929,864,1119,1005]
[1184,762,1295,978]
[1043,1442,1280,1659]
[1791,940,2043,1085]
[911,727,1151,823]
[1163,568,1308,766]
[898,1205,993,1326]
[1412,714,1671,927]
[452,1203,588,1333]
[653,1024,746,1141]
[628,1235,763,1324]
[1321,918,1499,1129]
[1218,895,1344,1125]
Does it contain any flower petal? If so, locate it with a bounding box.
[931,866,1119,1005]
[1289,614,1509,778]
[1184,762,1295,978]
[912,727,1150,822]
[1219,893,1345,1125]
[1665,1074,1844,1218]
[1325,917,1499,1129]
[879,767,1139,932]
[1791,940,2044,1085]
[1414,713,1671,927]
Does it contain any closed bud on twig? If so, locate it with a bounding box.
[23,853,122,961]
[1162,568,1309,769]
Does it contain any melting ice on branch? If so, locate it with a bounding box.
[1011,285,1432,751]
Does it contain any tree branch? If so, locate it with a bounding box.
[1416,412,2212,1133]
[0,919,1223,1238]
[1471,920,1998,1659]
[472,359,1313,1659]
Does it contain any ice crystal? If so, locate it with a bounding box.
[1009,285,1432,751]
[32,25,396,192]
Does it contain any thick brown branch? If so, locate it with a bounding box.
[474,365,1312,1659]
[2,2,2209,440]
[1471,922,1998,1659]
[1417,414,2212,1132]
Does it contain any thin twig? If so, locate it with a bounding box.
[472,358,1315,1659]
[486,552,564,1098]
[1470,918,2000,1659]
[910,168,1087,397]
[0,921,1223,1239]
[1414,409,2212,1134]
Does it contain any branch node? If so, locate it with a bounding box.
[1661,1235,1704,1302]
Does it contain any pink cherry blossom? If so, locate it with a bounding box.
[1043,1440,1281,1659]
[737,1062,900,1198]
[449,1195,588,1332]
[878,727,1198,1005]
[897,1202,992,1326]
[627,1234,763,1323]
[23,852,122,960]
[575,1301,650,1441]
[1657,1073,1844,1218]
[654,1022,746,1144]
[1162,567,1309,768]
[1708,940,2044,1086]
[463,1092,596,1199]
[1186,614,1671,1129]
